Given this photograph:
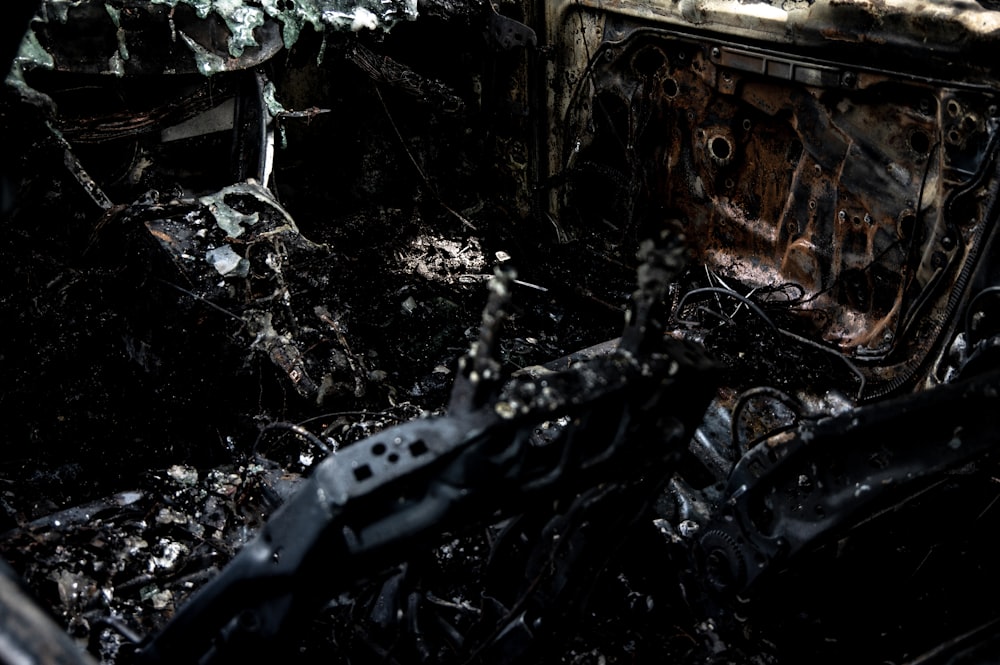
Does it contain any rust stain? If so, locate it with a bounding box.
[146,226,177,246]
[558,32,996,371]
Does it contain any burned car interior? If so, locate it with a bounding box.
[4,0,1000,663]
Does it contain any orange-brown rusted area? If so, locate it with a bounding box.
[560,32,997,360]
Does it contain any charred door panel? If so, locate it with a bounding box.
[542,7,999,386]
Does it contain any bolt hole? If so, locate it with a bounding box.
[742,118,751,131]
[709,136,732,161]
[372,442,386,456]
[947,99,961,117]
[662,78,678,97]
[633,47,665,76]
[387,453,399,464]
[909,130,930,155]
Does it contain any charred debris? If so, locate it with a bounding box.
[4,0,1000,663]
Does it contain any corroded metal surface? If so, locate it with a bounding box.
[540,2,1000,393]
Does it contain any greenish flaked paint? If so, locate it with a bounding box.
[261,79,289,147]
[15,0,417,79]
[260,0,325,50]
[150,0,266,58]
[47,0,82,23]
[149,0,418,58]
[106,4,131,76]
[6,26,55,104]
[13,28,55,71]
[199,185,261,237]
[261,80,287,118]
[180,31,228,75]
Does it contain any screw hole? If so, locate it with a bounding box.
[709,135,732,162]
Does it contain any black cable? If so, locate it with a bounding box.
[674,287,778,330]
[677,284,866,399]
[254,422,332,456]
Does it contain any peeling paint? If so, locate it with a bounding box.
[105,3,130,61]
[198,186,261,238]
[14,0,419,78]
[179,31,227,75]
[151,0,418,57]
[12,29,55,72]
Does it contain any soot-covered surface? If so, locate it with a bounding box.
[3,6,1000,665]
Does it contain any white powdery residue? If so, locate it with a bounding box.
[206,245,244,276]
[351,7,378,30]
[108,52,125,76]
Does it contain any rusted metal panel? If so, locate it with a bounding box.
[539,1,1000,395]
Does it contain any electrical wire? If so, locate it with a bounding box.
[254,421,332,456]
[778,328,866,400]
[674,287,778,330]
[676,283,866,399]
